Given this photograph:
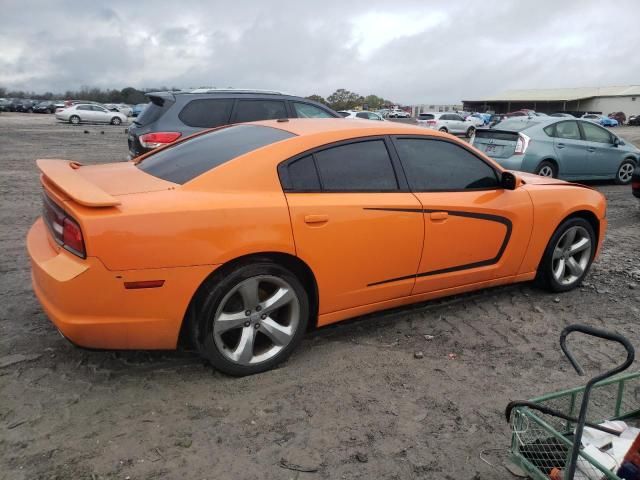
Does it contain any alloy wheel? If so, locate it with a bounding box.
[618,163,634,183]
[551,226,591,286]
[538,165,554,177]
[212,275,300,366]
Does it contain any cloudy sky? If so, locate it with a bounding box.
[1,0,639,104]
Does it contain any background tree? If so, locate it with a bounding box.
[327,88,363,111]
[305,94,328,106]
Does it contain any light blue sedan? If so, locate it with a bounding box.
[472,118,639,184]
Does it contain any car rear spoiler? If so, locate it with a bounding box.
[36,159,120,207]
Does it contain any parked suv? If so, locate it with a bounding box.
[127,89,340,157]
[416,112,476,137]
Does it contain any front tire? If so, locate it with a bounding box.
[190,260,310,376]
[537,217,596,292]
[466,126,475,138]
[69,115,80,125]
[615,160,635,185]
[535,160,557,178]
[111,117,122,125]
[438,127,448,133]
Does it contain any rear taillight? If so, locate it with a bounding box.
[139,132,182,149]
[43,196,86,258]
[514,133,531,155]
[427,120,437,126]
[633,179,640,190]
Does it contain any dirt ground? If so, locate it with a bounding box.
[1,112,640,480]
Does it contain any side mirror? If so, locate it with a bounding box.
[501,171,518,190]
[613,137,620,147]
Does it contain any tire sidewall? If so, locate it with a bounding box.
[193,261,309,376]
[539,217,596,292]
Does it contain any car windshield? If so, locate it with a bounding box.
[137,124,296,184]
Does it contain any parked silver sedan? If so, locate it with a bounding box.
[55,104,127,125]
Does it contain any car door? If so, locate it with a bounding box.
[75,105,93,121]
[579,120,620,177]
[391,136,533,294]
[550,120,589,177]
[92,105,110,122]
[280,138,424,315]
[450,114,466,134]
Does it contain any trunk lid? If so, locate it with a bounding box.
[37,159,176,207]
[471,129,519,158]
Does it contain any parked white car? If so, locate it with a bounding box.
[337,110,385,121]
[55,104,127,125]
[388,109,411,118]
[416,112,476,137]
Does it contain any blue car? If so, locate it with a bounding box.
[581,113,618,127]
[472,118,639,184]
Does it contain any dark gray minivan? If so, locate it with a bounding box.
[127,89,340,158]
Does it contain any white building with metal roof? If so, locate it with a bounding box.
[463,85,640,117]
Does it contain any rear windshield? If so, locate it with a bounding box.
[137,124,296,184]
[488,119,539,132]
[418,114,434,119]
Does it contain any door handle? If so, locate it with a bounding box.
[304,214,329,224]
[430,211,448,221]
[557,143,565,149]
[587,147,595,153]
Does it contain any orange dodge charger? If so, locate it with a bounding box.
[27,119,607,375]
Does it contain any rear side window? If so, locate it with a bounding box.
[554,121,581,140]
[234,100,287,122]
[286,155,321,190]
[395,138,499,191]
[314,140,398,191]
[418,114,434,120]
[137,125,295,184]
[356,112,369,119]
[178,99,234,128]
[292,102,334,118]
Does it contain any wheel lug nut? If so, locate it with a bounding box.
[255,323,260,329]
[256,306,262,312]
[261,314,267,320]
[244,321,250,327]
[245,310,251,316]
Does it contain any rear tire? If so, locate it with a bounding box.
[69,115,80,125]
[190,260,310,376]
[438,127,448,133]
[535,160,557,178]
[537,217,596,292]
[615,160,635,185]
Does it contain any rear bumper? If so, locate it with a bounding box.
[27,218,216,350]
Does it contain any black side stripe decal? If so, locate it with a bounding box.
[363,207,513,286]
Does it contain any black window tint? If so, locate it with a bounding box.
[356,112,369,119]
[178,99,234,128]
[287,155,320,190]
[555,121,581,140]
[581,121,612,143]
[314,140,398,191]
[292,102,334,118]
[396,138,499,191]
[137,125,295,184]
[235,100,287,122]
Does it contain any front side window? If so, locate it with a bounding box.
[581,121,612,144]
[554,121,581,140]
[292,102,334,118]
[313,140,398,191]
[395,138,499,191]
[137,125,295,184]
[234,100,287,122]
[178,99,234,128]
